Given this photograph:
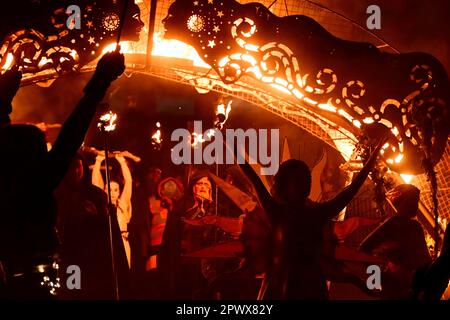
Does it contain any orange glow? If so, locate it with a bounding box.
[400,174,414,183]
[151,32,210,68]
[1,53,14,71]
[98,111,117,132]
[102,42,132,54]
[318,103,337,112]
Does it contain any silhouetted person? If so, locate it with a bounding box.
[55,152,125,300]
[0,51,124,299]
[92,153,133,268]
[360,184,431,299]
[239,139,385,299]
[0,68,21,127]
[159,172,213,299]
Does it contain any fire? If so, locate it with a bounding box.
[1,53,14,71]
[215,100,232,129]
[100,32,210,69]
[400,174,414,183]
[151,32,210,68]
[151,122,163,149]
[102,42,132,54]
[217,100,232,119]
[98,111,117,132]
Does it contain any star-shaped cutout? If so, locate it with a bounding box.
[88,36,95,44]
[207,40,216,48]
[213,25,220,33]
[208,0,213,3]
[86,21,93,28]
[217,11,224,18]
[193,1,199,5]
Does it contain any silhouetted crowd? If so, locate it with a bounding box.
[0,52,448,300]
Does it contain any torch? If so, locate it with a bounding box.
[151,121,163,150]
[213,97,232,242]
[97,110,120,300]
[214,98,232,130]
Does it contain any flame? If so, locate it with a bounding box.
[151,129,162,143]
[101,33,210,69]
[102,42,132,54]
[150,122,163,150]
[98,111,117,132]
[394,153,404,163]
[205,129,216,138]
[1,53,14,71]
[191,132,206,147]
[215,100,232,129]
[400,174,414,183]
[151,32,210,68]
[217,100,232,119]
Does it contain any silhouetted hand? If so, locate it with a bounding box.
[0,68,22,116]
[94,51,125,82]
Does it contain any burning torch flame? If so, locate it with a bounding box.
[191,129,216,147]
[98,111,117,132]
[151,122,162,150]
[191,132,205,147]
[215,100,232,129]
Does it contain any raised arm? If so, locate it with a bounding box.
[46,52,125,190]
[238,160,274,215]
[319,137,386,220]
[116,154,132,205]
[92,154,105,190]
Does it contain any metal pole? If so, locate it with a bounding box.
[146,0,159,71]
[103,129,120,300]
[116,0,131,50]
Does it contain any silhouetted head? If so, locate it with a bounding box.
[121,1,145,42]
[386,184,420,218]
[272,159,311,205]
[65,152,87,186]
